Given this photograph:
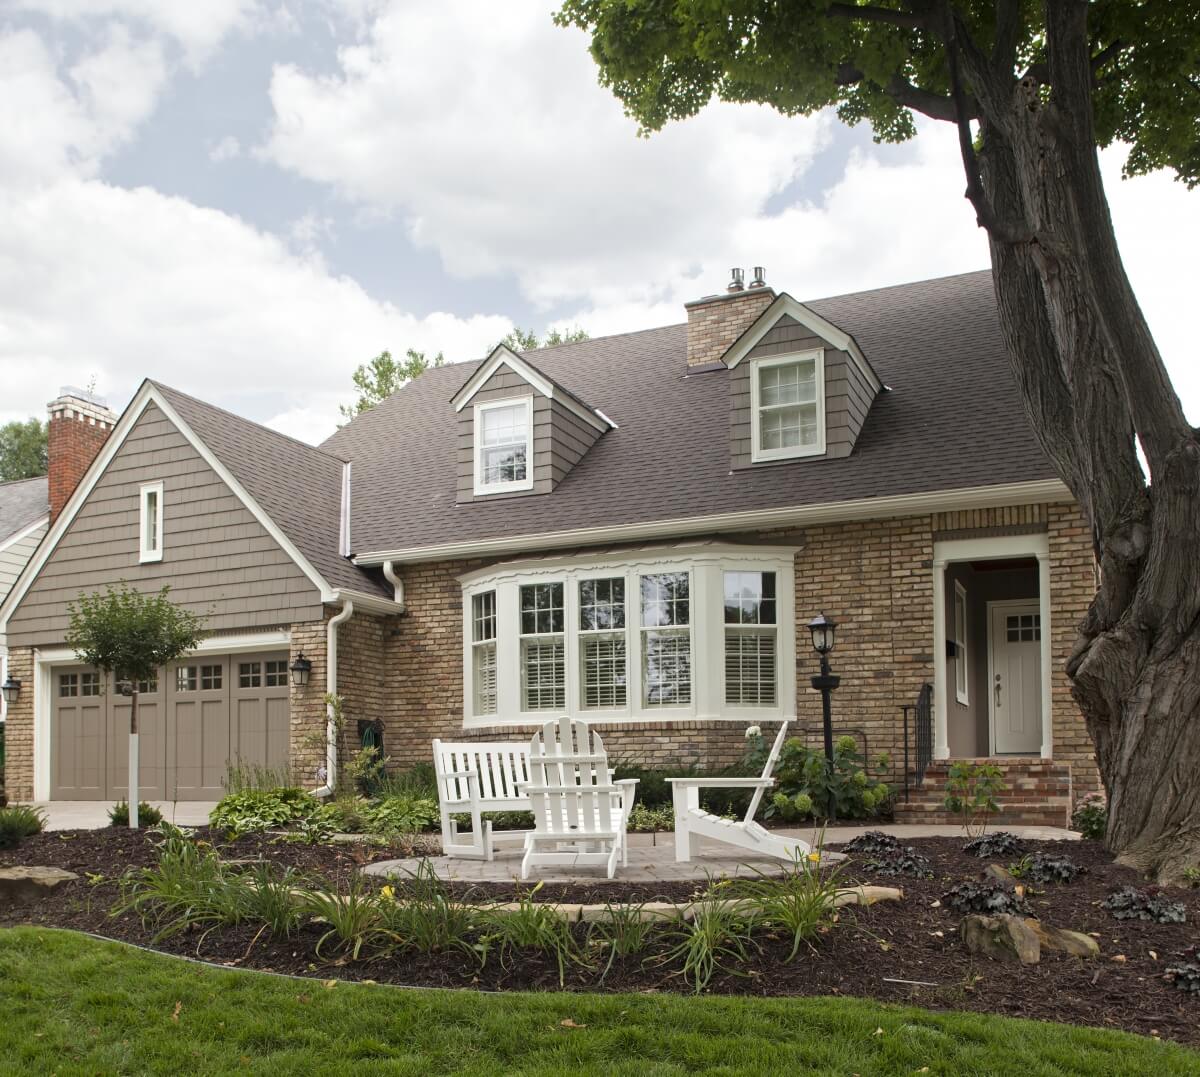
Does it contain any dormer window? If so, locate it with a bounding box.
[139,481,164,563]
[473,396,534,495]
[750,350,825,462]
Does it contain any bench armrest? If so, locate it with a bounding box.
[665,777,776,789]
[439,768,478,780]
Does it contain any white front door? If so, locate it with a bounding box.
[989,602,1043,754]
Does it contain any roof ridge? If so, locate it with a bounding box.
[0,474,48,489]
[151,380,347,463]
[516,320,685,357]
[804,268,991,307]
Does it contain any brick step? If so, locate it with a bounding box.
[893,800,1070,828]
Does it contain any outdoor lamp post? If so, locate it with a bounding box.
[808,613,840,766]
[290,653,313,688]
[1,676,20,705]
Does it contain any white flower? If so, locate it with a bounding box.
[744,725,762,739]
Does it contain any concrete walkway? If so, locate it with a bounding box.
[365,822,1077,885]
[30,801,218,830]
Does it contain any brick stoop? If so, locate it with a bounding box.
[893,759,1073,829]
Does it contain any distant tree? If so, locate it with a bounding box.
[66,584,205,827]
[497,326,590,351]
[339,348,444,422]
[0,418,48,481]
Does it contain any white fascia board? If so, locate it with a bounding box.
[36,628,293,666]
[451,346,611,434]
[724,293,883,394]
[0,516,49,557]
[353,478,1073,566]
[0,382,339,628]
[328,589,406,616]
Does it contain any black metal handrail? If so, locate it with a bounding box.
[902,682,933,802]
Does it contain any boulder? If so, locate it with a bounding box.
[832,885,904,908]
[960,913,1042,964]
[0,866,79,905]
[983,864,1016,884]
[1027,920,1100,958]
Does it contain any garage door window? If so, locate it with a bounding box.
[239,662,262,688]
[81,672,101,696]
[177,667,198,692]
[59,673,78,697]
[264,660,288,687]
[201,665,222,690]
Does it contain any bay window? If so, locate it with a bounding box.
[460,545,795,727]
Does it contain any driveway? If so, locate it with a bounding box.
[31,801,218,830]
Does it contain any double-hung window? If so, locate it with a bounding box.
[474,397,533,494]
[640,572,692,706]
[520,582,565,709]
[953,581,969,705]
[724,571,777,705]
[139,481,164,563]
[579,578,627,709]
[472,591,498,716]
[750,351,824,461]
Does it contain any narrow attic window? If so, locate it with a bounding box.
[139,481,164,563]
[749,350,825,462]
[473,396,534,495]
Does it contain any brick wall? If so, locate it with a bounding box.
[1,648,34,801]
[685,288,775,367]
[47,393,116,523]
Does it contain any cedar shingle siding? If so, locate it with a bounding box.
[6,402,323,647]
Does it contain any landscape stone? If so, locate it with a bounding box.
[960,913,1042,964]
[1027,920,1100,958]
[0,866,79,904]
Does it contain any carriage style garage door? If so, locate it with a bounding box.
[50,652,290,800]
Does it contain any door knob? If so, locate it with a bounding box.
[994,674,1002,707]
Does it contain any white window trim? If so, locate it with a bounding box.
[953,580,969,706]
[459,544,796,728]
[749,349,826,463]
[138,480,164,563]
[472,395,535,496]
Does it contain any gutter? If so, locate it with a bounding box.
[381,560,405,606]
[311,599,355,799]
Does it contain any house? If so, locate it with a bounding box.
[0,270,1097,824]
[0,473,49,729]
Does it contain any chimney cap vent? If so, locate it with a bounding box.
[749,266,766,289]
[727,267,745,293]
[54,385,109,408]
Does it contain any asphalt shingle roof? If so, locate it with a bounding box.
[0,475,49,547]
[323,270,1058,556]
[153,383,389,597]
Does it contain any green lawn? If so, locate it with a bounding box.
[1,928,1196,1076]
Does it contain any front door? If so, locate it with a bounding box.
[989,602,1043,754]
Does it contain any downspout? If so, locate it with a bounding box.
[312,598,354,798]
[382,560,405,606]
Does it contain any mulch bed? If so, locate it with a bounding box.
[3,827,1197,1046]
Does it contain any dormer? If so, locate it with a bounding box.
[451,345,613,502]
[686,270,882,467]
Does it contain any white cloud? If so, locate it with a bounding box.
[208,134,241,162]
[261,2,831,310]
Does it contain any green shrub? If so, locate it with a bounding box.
[209,787,317,835]
[943,761,1007,838]
[1071,791,1107,840]
[0,805,45,848]
[1101,886,1187,923]
[963,831,1025,858]
[450,810,535,833]
[377,861,479,959]
[108,801,163,828]
[1009,852,1085,884]
[374,764,439,801]
[611,761,754,817]
[737,853,842,961]
[361,794,439,834]
[941,880,1031,915]
[628,803,675,832]
[1183,866,1200,888]
[748,734,889,821]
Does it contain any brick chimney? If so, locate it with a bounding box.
[48,387,118,523]
[685,266,775,367]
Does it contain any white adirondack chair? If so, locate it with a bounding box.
[666,721,814,863]
[432,738,533,861]
[520,716,638,880]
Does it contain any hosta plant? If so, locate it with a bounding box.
[963,831,1026,858]
[1009,852,1085,885]
[941,880,1031,916]
[864,848,933,879]
[1101,886,1187,924]
[843,830,901,857]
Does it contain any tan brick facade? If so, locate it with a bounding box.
[2,648,34,801]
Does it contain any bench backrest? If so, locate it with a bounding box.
[526,716,615,837]
[432,739,532,808]
[744,720,791,823]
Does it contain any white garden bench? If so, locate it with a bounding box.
[432,738,534,860]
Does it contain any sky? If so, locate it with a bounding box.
[0,1,1196,446]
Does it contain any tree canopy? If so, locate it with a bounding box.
[66,584,205,684]
[497,326,590,351]
[0,418,48,481]
[556,1,1199,186]
[339,349,444,421]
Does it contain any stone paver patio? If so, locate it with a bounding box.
[365,823,1077,884]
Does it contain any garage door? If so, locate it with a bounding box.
[50,652,291,800]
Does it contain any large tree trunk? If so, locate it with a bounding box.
[959,1,1200,881]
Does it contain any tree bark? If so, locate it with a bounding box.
[956,1,1200,881]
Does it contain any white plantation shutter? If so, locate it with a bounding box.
[472,591,498,715]
[581,636,626,708]
[723,570,778,706]
[522,638,565,709]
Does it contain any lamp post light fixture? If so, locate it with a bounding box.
[289,653,313,688]
[807,613,841,767]
[1,676,20,705]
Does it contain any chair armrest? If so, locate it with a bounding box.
[664,777,776,789]
[614,778,638,808]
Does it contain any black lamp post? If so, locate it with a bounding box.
[1,676,20,705]
[807,613,840,765]
[290,653,313,688]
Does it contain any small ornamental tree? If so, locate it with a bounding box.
[66,584,205,826]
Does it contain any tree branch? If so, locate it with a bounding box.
[825,3,928,31]
[990,0,1022,78]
